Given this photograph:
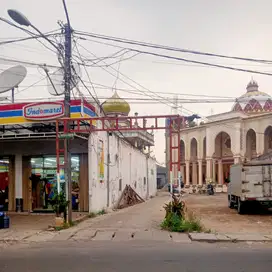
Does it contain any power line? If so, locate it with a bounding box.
[0,56,60,69]
[74,30,272,64]
[77,39,272,77]
[73,40,98,99]
[15,76,48,95]
[75,33,272,77]
[75,35,272,71]
[0,32,60,46]
[126,49,272,77]
[76,42,193,116]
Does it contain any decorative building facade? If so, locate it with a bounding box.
[166,79,272,190]
[0,94,157,213]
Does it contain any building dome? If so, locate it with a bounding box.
[102,91,130,116]
[232,79,272,114]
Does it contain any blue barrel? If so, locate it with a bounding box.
[0,212,4,229]
[3,215,10,228]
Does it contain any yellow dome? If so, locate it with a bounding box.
[102,91,130,116]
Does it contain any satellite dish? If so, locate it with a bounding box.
[46,62,81,96]
[0,65,27,94]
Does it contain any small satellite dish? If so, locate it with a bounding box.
[46,62,81,96]
[0,65,27,94]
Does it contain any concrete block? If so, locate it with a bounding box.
[92,231,114,241]
[215,233,231,241]
[133,230,153,240]
[189,233,218,242]
[225,233,270,242]
[152,230,172,241]
[264,235,272,241]
[25,231,56,242]
[54,230,78,241]
[72,229,97,241]
[113,231,133,241]
[170,233,191,243]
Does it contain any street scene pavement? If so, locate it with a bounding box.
[0,240,272,272]
[1,192,272,247]
[1,192,272,271]
[185,193,272,234]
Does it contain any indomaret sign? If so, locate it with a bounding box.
[23,102,64,121]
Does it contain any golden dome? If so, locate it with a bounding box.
[102,91,130,116]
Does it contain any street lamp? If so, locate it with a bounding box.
[7,9,31,26]
[7,8,73,225]
[7,9,62,55]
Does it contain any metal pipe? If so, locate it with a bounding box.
[63,23,72,224]
[106,132,110,207]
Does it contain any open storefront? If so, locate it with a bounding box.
[0,99,95,213]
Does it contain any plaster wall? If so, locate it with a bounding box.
[88,132,157,212]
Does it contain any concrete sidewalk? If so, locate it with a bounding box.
[1,192,272,246]
[2,228,272,245]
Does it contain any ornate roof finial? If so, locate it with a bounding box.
[246,77,258,92]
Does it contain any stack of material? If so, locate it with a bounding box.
[116,185,145,209]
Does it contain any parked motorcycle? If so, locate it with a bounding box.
[207,183,214,195]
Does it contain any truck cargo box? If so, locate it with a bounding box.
[228,161,272,214]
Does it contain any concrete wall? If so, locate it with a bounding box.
[88,132,157,212]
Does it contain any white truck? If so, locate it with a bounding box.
[228,161,272,214]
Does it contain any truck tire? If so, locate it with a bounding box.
[228,195,234,209]
[237,198,246,214]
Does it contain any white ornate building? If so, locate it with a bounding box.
[166,79,272,190]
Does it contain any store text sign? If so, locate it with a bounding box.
[23,102,64,120]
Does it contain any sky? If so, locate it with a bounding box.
[1,0,272,164]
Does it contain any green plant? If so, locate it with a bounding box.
[88,212,97,218]
[163,194,185,220]
[48,190,69,218]
[161,214,203,233]
[97,209,106,215]
[161,194,203,233]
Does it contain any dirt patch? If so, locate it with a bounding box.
[184,194,272,234]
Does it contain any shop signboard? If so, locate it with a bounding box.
[23,102,64,121]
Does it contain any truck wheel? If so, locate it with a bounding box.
[237,198,246,214]
[228,195,234,209]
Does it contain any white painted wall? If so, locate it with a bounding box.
[88,132,157,212]
[15,154,23,199]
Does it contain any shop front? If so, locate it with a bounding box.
[29,155,80,212]
[0,99,95,213]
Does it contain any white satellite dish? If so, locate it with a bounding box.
[46,62,81,96]
[0,65,27,94]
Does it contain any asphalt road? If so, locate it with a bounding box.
[0,241,271,272]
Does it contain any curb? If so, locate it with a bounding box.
[188,233,272,243]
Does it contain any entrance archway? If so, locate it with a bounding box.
[264,126,272,153]
[180,140,185,163]
[202,137,206,184]
[246,129,257,160]
[190,138,198,185]
[213,132,233,184]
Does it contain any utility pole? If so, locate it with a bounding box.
[63,23,72,224]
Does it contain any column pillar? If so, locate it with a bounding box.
[180,165,185,183]
[212,159,216,183]
[205,158,212,183]
[192,162,197,185]
[198,159,203,185]
[15,154,23,212]
[185,161,190,185]
[218,160,223,185]
[234,156,241,164]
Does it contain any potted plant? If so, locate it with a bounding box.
[48,190,69,227]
